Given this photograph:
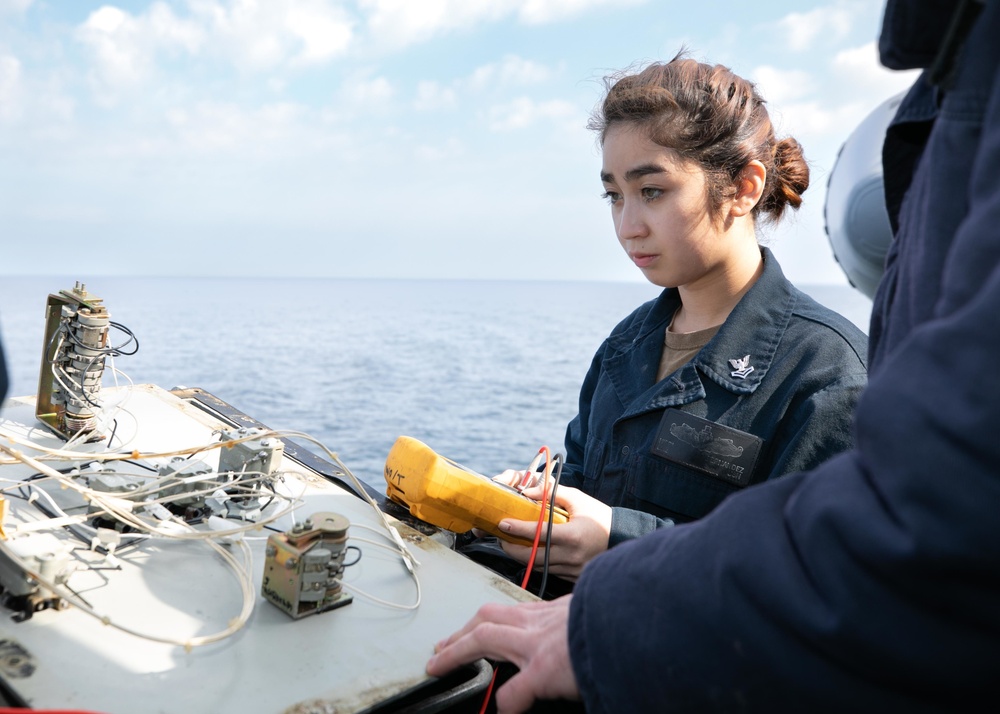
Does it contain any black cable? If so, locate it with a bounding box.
[63,318,139,357]
[536,453,564,599]
[122,458,159,472]
[107,320,139,355]
[14,466,80,499]
[343,545,362,567]
[106,418,119,447]
[52,317,139,412]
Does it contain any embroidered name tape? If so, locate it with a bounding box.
[651,409,763,487]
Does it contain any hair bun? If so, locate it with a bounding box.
[761,137,810,220]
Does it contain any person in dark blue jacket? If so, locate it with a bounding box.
[0,336,6,408]
[428,2,1000,711]
[492,56,867,583]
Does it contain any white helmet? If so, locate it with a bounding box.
[824,92,904,298]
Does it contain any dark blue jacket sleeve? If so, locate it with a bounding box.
[568,5,1000,713]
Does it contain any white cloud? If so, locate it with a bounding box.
[751,65,814,105]
[147,2,204,52]
[831,41,920,98]
[466,55,555,91]
[0,0,33,14]
[0,54,22,122]
[414,137,464,161]
[194,0,353,69]
[341,74,395,108]
[75,3,204,102]
[361,0,512,49]
[76,6,149,92]
[286,3,354,65]
[74,0,353,99]
[771,99,870,145]
[413,55,558,116]
[777,1,858,52]
[486,96,577,131]
[360,0,640,48]
[164,100,306,153]
[517,0,644,25]
[414,81,457,111]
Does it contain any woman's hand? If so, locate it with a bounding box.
[492,468,537,489]
[497,485,612,581]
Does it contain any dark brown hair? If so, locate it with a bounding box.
[588,53,809,223]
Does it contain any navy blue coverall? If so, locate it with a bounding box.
[563,248,867,545]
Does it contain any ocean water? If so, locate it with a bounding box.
[0,277,872,490]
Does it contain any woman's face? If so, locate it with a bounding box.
[600,124,735,290]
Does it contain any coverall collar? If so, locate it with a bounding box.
[604,247,794,418]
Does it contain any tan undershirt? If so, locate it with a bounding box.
[656,319,722,382]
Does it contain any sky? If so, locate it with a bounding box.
[0,0,920,285]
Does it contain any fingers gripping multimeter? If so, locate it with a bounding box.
[383,436,568,547]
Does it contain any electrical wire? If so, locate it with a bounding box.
[276,431,423,596]
[35,313,139,449]
[0,421,425,633]
[342,522,423,610]
[478,446,558,714]
[520,447,553,591]
[0,443,256,650]
[536,453,564,599]
[62,319,138,357]
[343,545,362,567]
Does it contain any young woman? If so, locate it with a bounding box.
[492,54,869,585]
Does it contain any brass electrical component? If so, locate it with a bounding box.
[261,512,353,619]
[36,282,110,441]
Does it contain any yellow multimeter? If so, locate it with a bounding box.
[383,436,568,547]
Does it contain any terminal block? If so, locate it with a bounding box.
[0,533,72,622]
[86,462,153,531]
[156,457,220,522]
[217,427,284,521]
[261,512,352,619]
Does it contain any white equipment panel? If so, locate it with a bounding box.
[0,384,532,714]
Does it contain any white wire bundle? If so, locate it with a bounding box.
[0,422,424,647]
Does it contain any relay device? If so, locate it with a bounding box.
[261,512,353,619]
[383,436,568,546]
